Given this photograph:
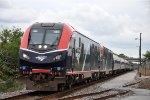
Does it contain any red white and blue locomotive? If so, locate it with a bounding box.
[19,22,132,91]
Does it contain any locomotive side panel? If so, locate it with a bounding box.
[101,47,113,72]
[66,31,100,77]
[113,54,122,70]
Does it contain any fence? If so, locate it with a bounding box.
[139,60,150,76]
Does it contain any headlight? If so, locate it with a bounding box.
[38,45,42,49]
[55,55,62,60]
[23,53,30,60]
[20,66,28,70]
[44,45,48,49]
[53,55,62,60]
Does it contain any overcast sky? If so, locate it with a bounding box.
[0,0,150,58]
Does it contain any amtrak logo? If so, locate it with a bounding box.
[35,56,47,61]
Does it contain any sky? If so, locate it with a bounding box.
[0,0,150,58]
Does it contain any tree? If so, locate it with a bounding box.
[143,51,150,60]
[0,28,11,44]
[0,27,23,80]
[118,53,128,58]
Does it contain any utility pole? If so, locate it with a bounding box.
[139,33,142,66]
[138,33,142,77]
[135,33,142,76]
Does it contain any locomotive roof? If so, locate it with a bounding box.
[31,22,64,29]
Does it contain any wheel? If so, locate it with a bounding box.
[84,79,88,84]
[66,83,72,89]
[58,84,65,92]
[87,78,91,83]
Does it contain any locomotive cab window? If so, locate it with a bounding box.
[45,30,61,46]
[29,29,44,44]
[29,29,61,46]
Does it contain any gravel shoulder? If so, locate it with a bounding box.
[131,75,150,90]
[57,71,150,100]
[0,87,33,99]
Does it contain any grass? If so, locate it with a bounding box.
[0,79,23,93]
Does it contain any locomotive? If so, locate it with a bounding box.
[19,22,132,91]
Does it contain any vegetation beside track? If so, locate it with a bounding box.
[0,27,23,92]
[0,80,23,92]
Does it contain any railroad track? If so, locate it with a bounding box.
[4,71,131,100]
[3,91,55,100]
[39,71,130,100]
[59,89,130,100]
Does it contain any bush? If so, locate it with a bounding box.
[143,51,150,60]
[0,27,23,92]
[0,27,23,78]
[0,79,23,92]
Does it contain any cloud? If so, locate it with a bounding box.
[0,0,11,8]
[0,8,37,23]
[0,0,37,23]
[35,4,120,36]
